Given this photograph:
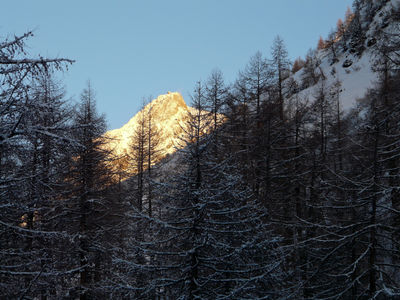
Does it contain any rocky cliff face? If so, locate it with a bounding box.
[104,92,205,171]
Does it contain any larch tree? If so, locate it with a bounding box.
[204,68,227,156]
[317,36,325,50]
[0,31,73,299]
[128,98,161,216]
[301,49,321,89]
[292,57,306,73]
[145,99,161,217]
[66,81,116,299]
[271,35,291,120]
[129,102,148,213]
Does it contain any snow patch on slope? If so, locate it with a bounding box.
[287,0,400,112]
[290,49,377,110]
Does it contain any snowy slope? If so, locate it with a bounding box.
[287,0,400,111]
[290,49,377,111]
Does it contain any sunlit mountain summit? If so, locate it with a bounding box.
[104,91,220,176]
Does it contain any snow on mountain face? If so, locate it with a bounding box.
[288,0,400,112]
[104,91,212,174]
[105,92,189,158]
[290,48,377,111]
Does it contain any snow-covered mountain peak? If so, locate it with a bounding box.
[104,92,191,159]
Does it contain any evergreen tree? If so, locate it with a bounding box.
[317,36,325,50]
[0,32,73,299]
[204,68,227,154]
[292,57,306,73]
[66,81,117,299]
[271,35,291,120]
[301,49,321,89]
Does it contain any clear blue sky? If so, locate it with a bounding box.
[2,0,353,130]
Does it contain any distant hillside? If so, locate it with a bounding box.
[285,0,400,112]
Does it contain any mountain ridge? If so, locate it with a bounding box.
[104,92,191,159]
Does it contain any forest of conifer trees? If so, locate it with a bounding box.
[1,0,400,299]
